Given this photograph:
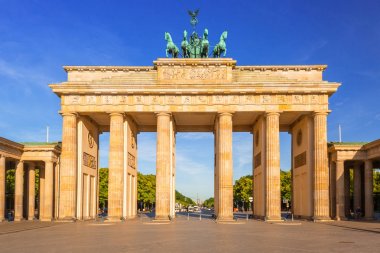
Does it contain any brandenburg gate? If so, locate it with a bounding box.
[50,57,340,221]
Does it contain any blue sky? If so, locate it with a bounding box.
[1,0,380,200]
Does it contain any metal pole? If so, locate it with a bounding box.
[339,124,342,142]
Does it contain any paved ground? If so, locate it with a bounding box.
[0,218,379,253]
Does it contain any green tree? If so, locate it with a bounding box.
[374,170,380,193]
[203,197,214,208]
[137,172,156,210]
[98,168,108,208]
[5,169,15,195]
[175,190,196,207]
[233,175,253,211]
[280,170,291,201]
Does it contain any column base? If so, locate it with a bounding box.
[105,216,124,222]
[27,217,36,221]
[14,217,24,222]
[154,215,171,222]
[56,216,77,222]
[216,216,234,222]
[313,216,332,222]
[335,216,348,221]
[0,218,5,222]
[265,216,283,223]
[40,217,53,222]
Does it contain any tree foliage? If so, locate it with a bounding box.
[137,172,156,208]
[280,170,292,201]
[175,190,196,206]
[203,197,214,208]
[5,169,15,195]
[374,170,380,194]
[233,175,253,210]
[98,168,108,208]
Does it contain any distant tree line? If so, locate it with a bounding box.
[98,169,196,210]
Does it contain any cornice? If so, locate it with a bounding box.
[0,137,24,151]
[235,65,327,72]
[154,58,236,67]
[64,66,154,72]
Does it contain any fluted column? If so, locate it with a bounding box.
[42,161,54,221]
[364,160,374,219]
[27,163,36,220]
[214,119,219,216]
[353,162,362,213]
[265,112,281,221]
[335,160,345,220]
[216,112,233,221]
[313,112,330,220]
[59,112,77,220]
[108,112,124,220]
[155,112,171,220]
[0,155,5,221]
[14,160,24,221]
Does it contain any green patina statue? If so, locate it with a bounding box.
[213,31,228,58]
[181,30,190,58]
[201,29,209,58]
[165,32,179,58]
[164,10,227,58]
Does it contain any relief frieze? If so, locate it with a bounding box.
[294,151,307,168]
[63,94,327,107]
[83,152,97,169]
[161,67,227,81]
[128,152,136,169]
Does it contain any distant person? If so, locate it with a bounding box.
[355,206,362,219]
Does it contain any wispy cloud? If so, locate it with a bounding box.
[298,39,328,62]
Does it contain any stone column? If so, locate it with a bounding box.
[27,163,35,220]
[108,112,124,221]
[14,160,24,221]
[214,118,219,216]
[353,162,362,213]
[265,112,281,221]
[364,160,374,219]
[0,155,5,221]
[59,112,77,220]
[344,167,351,217]
[335,160,345,220]
[42,161,54,221]
[216,112,234,221]
[155,112,171,220]
[313,112,330,221]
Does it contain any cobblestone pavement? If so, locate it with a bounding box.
[0,219,379,253]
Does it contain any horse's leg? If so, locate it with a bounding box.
[166,49,169,58]
[224,48,227,57]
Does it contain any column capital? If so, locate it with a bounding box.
[217,112,234,117]
[155,112,172,117]
[265,111,281,117]
[312,111,331,116]
[60,112,78,117]
[109,112,125,117]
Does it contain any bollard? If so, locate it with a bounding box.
[292,213,294,222]
[187,212,189,221]
[246,214,249,220]
[200,213,202,221]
